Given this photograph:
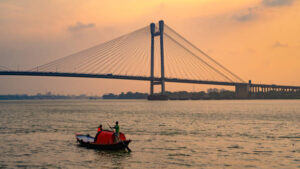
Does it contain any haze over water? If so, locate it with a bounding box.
[0,100,299,168]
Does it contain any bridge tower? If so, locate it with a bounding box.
[148,20,168,100]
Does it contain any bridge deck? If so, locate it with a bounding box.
[0,71,300,89]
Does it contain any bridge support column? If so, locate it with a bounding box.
[150,23,155,95]
[148,20,168,100]
[159,20,166,95]
[235,84,249,99]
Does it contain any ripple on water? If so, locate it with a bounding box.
[244,165,257,168]
[168,153,190,157]
[227,145,244,149]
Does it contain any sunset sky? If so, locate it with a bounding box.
[0,0,299,95]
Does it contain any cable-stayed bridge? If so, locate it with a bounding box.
[0,20,299,99]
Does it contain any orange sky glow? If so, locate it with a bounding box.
[0,0,299,95]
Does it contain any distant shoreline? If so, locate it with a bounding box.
[1,97,299,101]
[0,92,101,100]
[102,89,300,100]
[1,88,299,100]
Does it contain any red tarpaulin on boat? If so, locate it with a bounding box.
[95,131,126,144]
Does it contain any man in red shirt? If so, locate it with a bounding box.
[94,124,102,142]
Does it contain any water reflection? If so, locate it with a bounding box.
[93,150,131,168]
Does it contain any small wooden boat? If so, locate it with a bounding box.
[75,130,131,151]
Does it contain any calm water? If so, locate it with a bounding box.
[0,100,299,168]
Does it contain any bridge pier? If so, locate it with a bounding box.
[235,84,249,99]
[248,84,300,99]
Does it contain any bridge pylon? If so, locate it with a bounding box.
[148,20,168,100]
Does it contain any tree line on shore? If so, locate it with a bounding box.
[0,92,101,100]
[103,88,300,100]
[103,88,236,100]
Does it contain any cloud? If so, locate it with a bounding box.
[233,0,295,22]
[262,0,294,7]
[272,41,288,48]
[233,7,258,22]
[68,22,95,32]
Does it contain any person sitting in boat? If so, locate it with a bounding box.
[94,124,102,142]
[113,121,120,142]
[97,124,102,132]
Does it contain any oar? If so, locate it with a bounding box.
[106,122,114,131]
[106,122,132,152]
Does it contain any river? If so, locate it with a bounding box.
[0,100,299,168]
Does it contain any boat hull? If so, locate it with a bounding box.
[76,134,131,151]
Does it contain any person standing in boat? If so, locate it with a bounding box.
[94,124,102,142]
[113,121,120,142]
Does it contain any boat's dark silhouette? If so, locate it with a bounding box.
[76,131,131,151]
